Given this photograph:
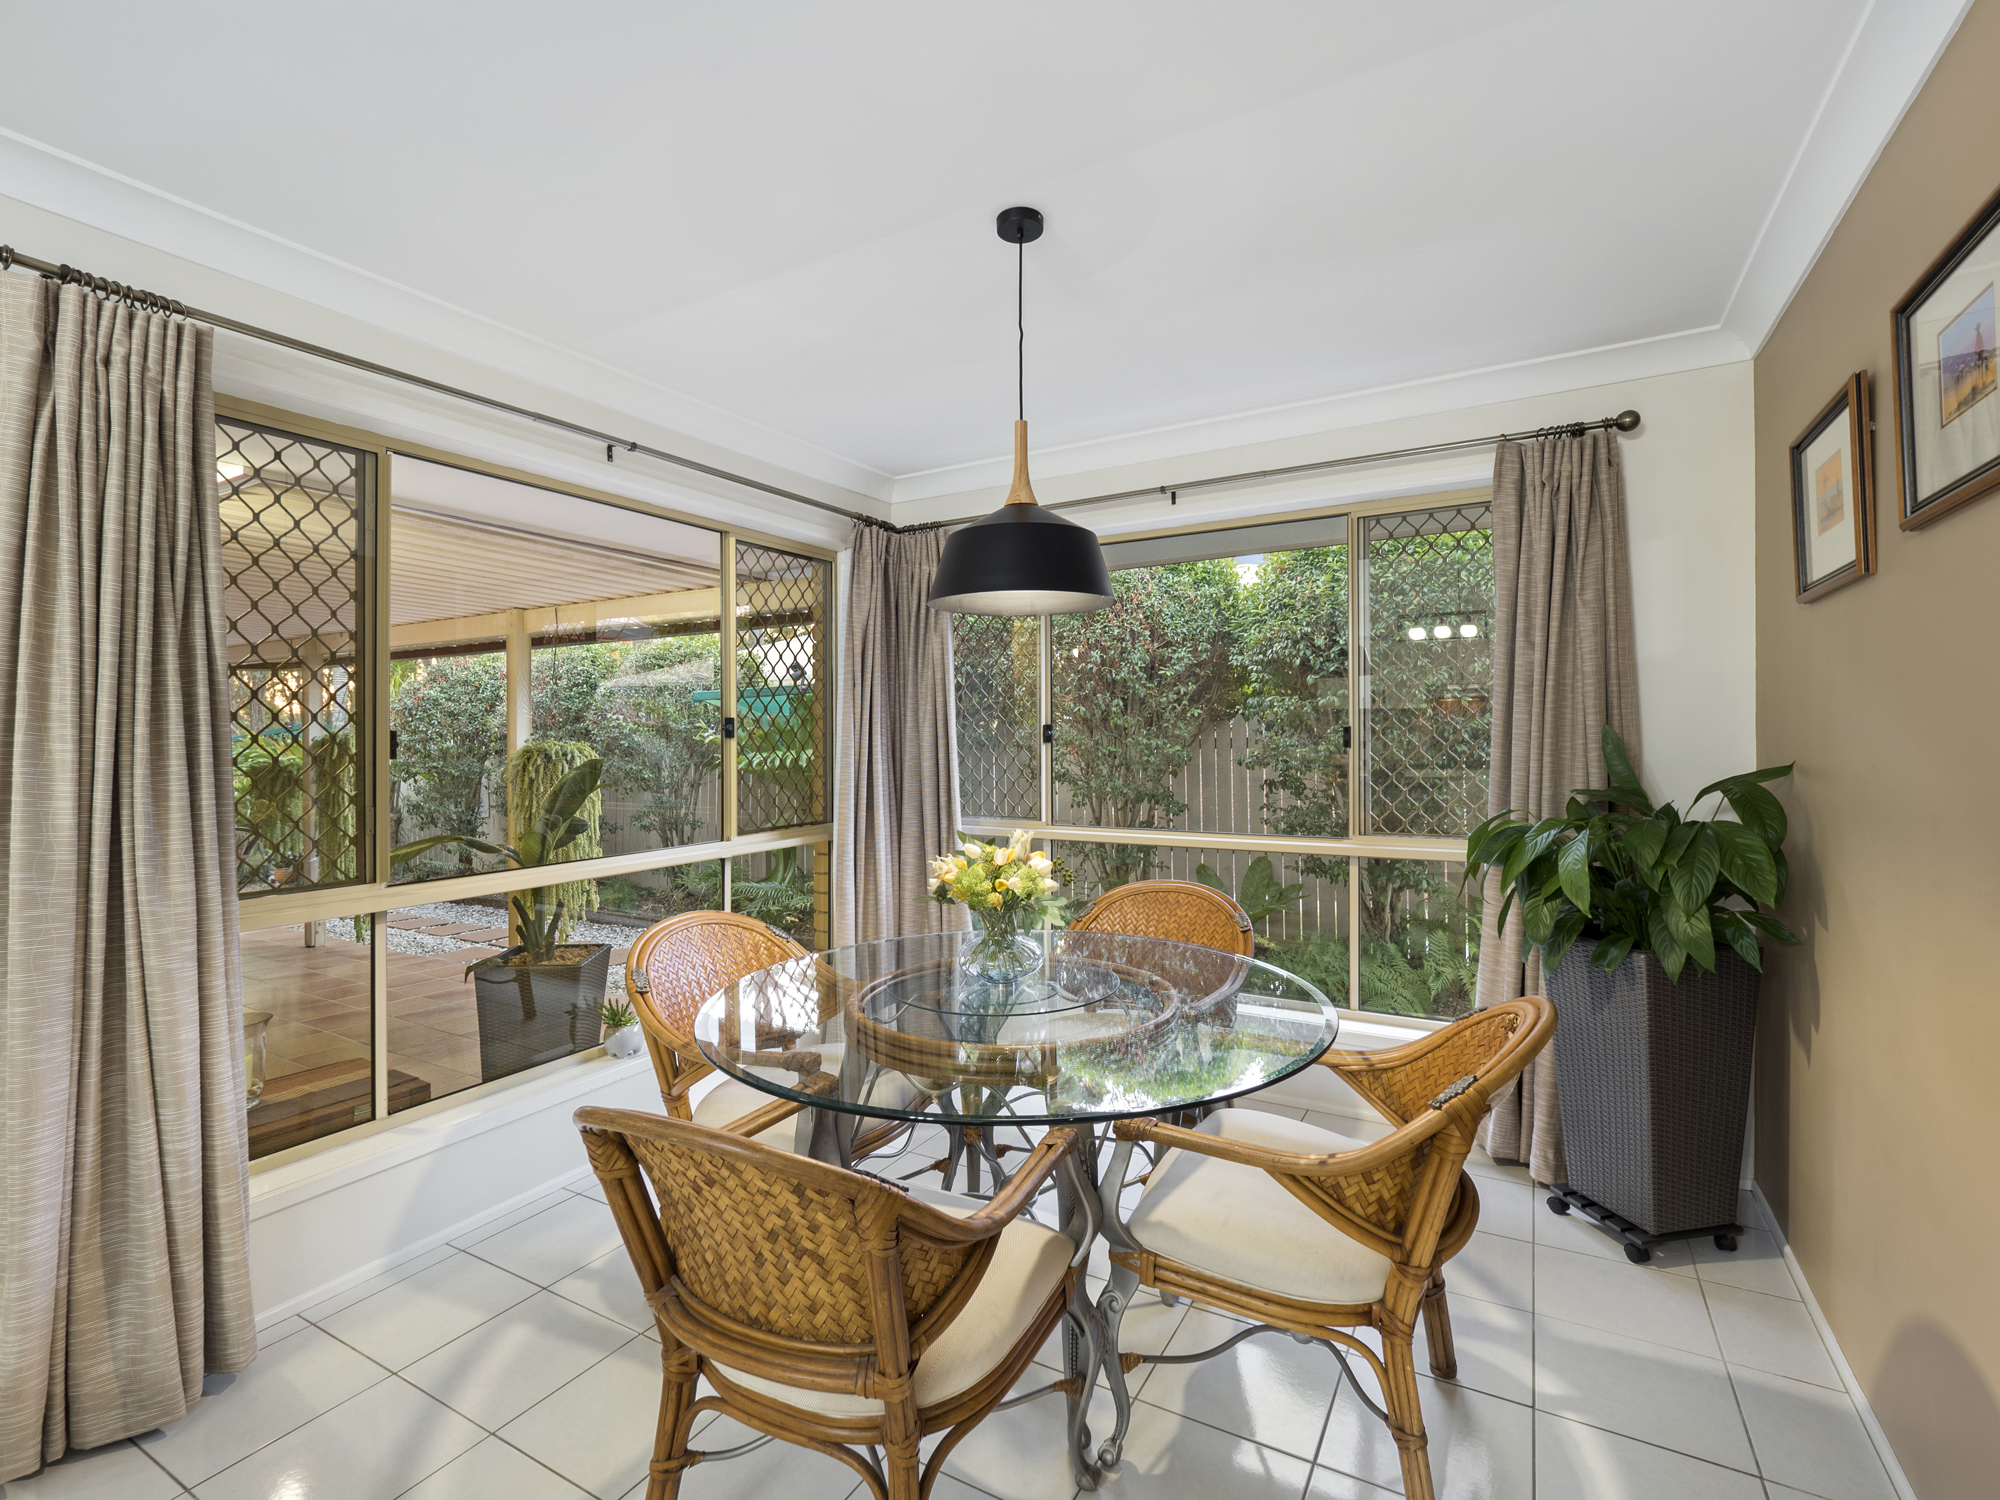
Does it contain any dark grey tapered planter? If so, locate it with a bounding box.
[1546,938,1759,1239]
[469,944,611,1082]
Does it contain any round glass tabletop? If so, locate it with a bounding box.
[692,929,1338,1127]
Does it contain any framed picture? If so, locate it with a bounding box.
[1790,373,1875,602]
[1892,182,2000,528]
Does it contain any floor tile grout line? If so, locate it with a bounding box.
[1530,1304,1732,1366]
[162,1349,413,1495]
[1697,1264,1771,1484]
[128,1434,192,1494]
[1300,1359,1346,1499]
[479,1325,657,1460]
[1537,1407,1775,1482]
[470,1429,614,1499]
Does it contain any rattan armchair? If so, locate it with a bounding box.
[1093,996,1556,1500]
[1068,877,1256,956]
[628,911,818,1145]
[629,910,919,1158]
[575,1107,1098,1500]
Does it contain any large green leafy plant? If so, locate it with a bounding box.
[1464,727,1798,980]
[390,757,605,965]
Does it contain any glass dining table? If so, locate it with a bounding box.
[691,928,1339,1489]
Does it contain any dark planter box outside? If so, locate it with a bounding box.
[1547,938,1759,1238]
[469,944,611,1083]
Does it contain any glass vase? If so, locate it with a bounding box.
[961,905,1043,984]
[243,1010,272,1111]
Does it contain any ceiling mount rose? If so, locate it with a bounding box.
[995,206,1044,244]
[927,207,1114,617]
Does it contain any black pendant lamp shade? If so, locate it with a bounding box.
[927,208,1114,617]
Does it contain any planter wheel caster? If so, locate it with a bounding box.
[1713,1233,1737,1253]
[1623,1243,1651,1264]
[1546,1196,1570,1215]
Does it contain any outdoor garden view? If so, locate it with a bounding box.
[955,505,1494,1018]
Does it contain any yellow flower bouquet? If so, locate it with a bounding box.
[927,830,1066,979]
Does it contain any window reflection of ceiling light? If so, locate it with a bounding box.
[1459,623,1479,638]
[1406,626,1425,641]
[1432,625,1451,639]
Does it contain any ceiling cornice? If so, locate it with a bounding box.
[0,125,898,501]
[887,324,1749,518]
[1721,0,1973,354]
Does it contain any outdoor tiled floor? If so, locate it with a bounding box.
[2,1108,1903,1500]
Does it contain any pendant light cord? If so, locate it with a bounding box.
[1017,238,1025,422]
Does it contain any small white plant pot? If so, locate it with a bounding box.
[603,1022,645,1060]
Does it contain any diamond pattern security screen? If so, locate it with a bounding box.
[953,615,1040,821]
[734,543,828,833]
[219,419,369,895]
[1363,505,1494,838]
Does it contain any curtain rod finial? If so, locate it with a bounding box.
[1612,410,1641,432]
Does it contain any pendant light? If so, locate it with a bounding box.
[927,207,1114,616]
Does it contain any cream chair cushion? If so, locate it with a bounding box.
[692,1050,924,1152]
[712,1192,1072,1418]
[690,1076,799,1148]
[1125,1109,1394,1305]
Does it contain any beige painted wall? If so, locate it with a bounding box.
[1754,5,2000,1494]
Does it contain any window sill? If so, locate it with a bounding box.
[248,1050,652,1216]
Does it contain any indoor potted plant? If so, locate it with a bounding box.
[391,754,611,1081]
[1464,726,1797,1260]
[594,996,645,1059]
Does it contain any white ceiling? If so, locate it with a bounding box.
[0,1,1968,501]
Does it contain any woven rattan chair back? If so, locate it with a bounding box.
[1295,996,1554,1263]
[576,1106,1084,1500]
[1069,879,1256,956]
[630,911,810,1118]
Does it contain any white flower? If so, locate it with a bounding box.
[1008,829,1034,857]
[961,842,982,859]
[1028,854,1053,875]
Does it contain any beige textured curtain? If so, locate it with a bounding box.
[1475,431,1640,1186]
[0,277,256,1481]
[832,525,969,945]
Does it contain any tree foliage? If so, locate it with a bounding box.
[391,652,507,873]
[1050,559,1243,890]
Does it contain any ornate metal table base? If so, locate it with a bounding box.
[794,1102,1109,1490]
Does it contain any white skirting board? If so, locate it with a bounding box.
[246,1052,660,1326]
[1752,1184,1920,1500]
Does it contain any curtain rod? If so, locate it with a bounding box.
[0,244,1638,537]
[1008,408,1643,522]
[0,244,878,528]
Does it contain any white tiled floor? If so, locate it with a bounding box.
[1,1121,1903,1500]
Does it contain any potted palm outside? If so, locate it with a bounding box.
[1465,727,1798,1261]
[391,755,612,1081]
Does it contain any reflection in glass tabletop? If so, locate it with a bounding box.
[692,929,1337,1128]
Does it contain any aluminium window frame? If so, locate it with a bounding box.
[958,484,1491,1022]
[220,397,838,1171]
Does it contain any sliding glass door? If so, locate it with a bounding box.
[220,401,834,1163]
